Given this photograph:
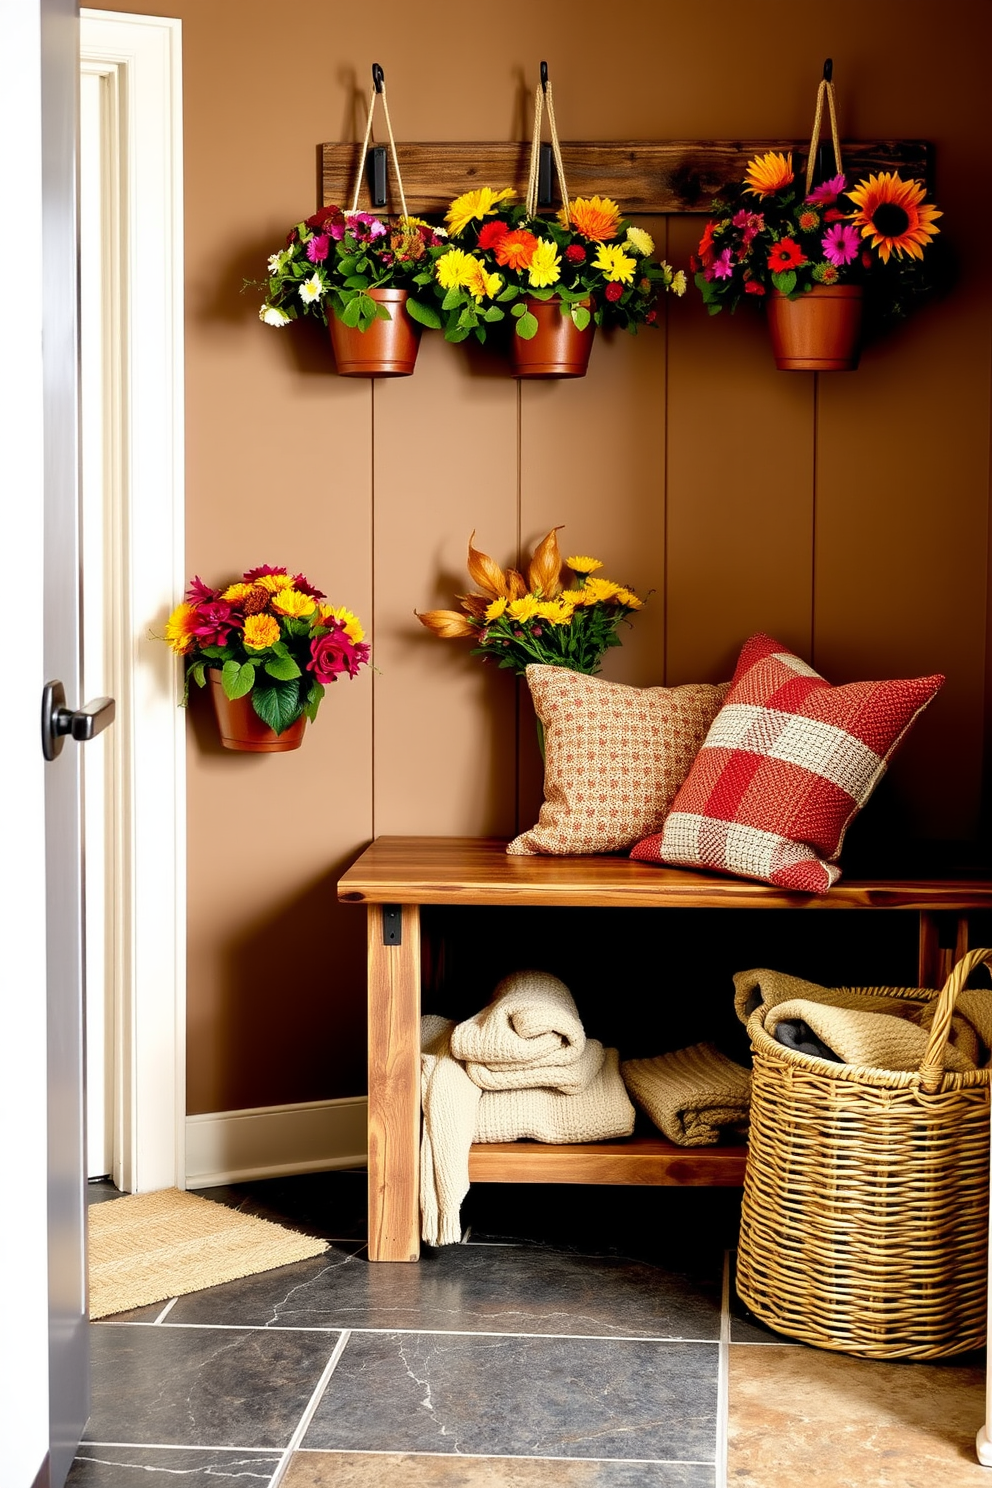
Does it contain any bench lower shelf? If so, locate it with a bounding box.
[467,1135,747,1187]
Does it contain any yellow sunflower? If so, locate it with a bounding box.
[566,555,603,575]
[561,196,622,242]
[507,594,540,623]
[435,248,477,291]
[221,582,255,603]
[445,186,515,238]
[582,576,622,603]
[743,151,794,198]
[255,572,294,593]
[846,172,942,263]
[164,601,198,654]
[270,588,316,619]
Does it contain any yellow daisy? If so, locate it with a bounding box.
[614,587,643,609]
[536,600,572,626]
[319,604,365,643]
[625,225,655,256]
[445,186,515,238]
[464,258,503,301]
[561,196,622,242]
[270,588,316,619]
[255,572,294,593]
[527,239,562,289]
[566,555,603,575]
[164,601,198,654]
[507,595,540,622]
[221,582,255,603]
[582,576,622,603]
[485,597,508,621]
[744,151,794,198]
[592,244,636,284]
[435,248,476,291]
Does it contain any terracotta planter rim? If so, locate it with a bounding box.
[328,286,421,377]
[207,670,308,752]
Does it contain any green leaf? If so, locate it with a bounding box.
[250,677,302,734]
[445,324,470,343]
[341,296,364,328]
[771,270,797,296]
[510,302,528,318]
[190,661,206,689]
[441,287,463,312]
[221,659,255,700]
[515,311,539,340]
[264,655,302,681]
[572,305,591,331]
[497,284,520,302]
[405,297,442,329]
[303,679,325,723]
[198,644,227,660]
[281,616,310,638]
[482,307,505,322]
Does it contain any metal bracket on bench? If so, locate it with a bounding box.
[382,905,402,945]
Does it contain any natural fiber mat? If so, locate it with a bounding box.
[88,1187,329,1319]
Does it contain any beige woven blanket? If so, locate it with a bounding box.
[450,969,587,1073]
[733,967,992,1073]
[420,993,634,1247]
[621,1043,751,1147]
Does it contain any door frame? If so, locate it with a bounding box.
[79,10,186,1194]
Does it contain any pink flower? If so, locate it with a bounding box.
[710,247,734,280]
[308,625,370,684]
[806,173,846,205]
[292,572,326,600]
[306,234,329,263]
[243,565,287,581]
[191,600,237,647]
[821,222,860,266]
[185,575,217,603]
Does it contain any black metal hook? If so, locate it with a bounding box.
[372,61,384,93]
[540,60,549,93]
[822,57,833,83]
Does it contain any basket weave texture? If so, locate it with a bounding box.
[736,948,992,1360]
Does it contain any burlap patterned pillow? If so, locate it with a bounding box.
[508,666,729,856]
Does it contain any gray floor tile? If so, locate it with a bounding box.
[83,1322,341,1449]
[302,1332,718,1461]
[164,1239,721,1340]
[67,1446,282,1485]
[195,1170,368,1243]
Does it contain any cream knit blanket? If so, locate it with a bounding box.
[621,1043,752,1147]
[420,971,635,1246]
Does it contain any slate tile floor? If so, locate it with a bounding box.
[70,1173,987,1487]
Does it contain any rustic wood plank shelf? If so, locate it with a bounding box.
[338,835,991,1261]
[322,139,932,217]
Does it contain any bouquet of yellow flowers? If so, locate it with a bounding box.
[416,527,642,675]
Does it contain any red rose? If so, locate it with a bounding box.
[745,280,767,295]
[477,221,509,250]
[645,309,657,323]
[564,243,587,264]
[308,626,370,684]
[604,281,624,302]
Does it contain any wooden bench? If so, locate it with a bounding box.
[337,835,992,1261]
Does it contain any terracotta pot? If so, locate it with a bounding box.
[328,288,421,377]
[510,297,595,378]
[766,285,863,372]
[207,671,307,752]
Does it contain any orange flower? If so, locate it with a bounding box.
[527,527,565,598]
[743,151,794,198]
[494,229,539,270]
[164,601,198,654]
[560,195,622,242]
[846,172,942,264]
[415,609,476,639]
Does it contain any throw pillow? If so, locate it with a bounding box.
[507,665,729,856]
[629,633,943,892]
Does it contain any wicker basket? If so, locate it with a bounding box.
[736,948,992,1360]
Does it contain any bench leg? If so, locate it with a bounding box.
[366,903,422,1261]
[918,911,969,989]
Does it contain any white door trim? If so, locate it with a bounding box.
[80,10,186,1193]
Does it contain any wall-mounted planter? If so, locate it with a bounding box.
[766,284,864,372]
[208,672,307,752]
[510,298,595,379]
[328,288,422,377]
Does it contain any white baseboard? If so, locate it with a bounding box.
[185,1096,368,1188]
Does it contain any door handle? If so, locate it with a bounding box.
[41,679,116,761]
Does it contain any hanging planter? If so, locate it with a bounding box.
[766,283,863,371]
[423,63,685,374]
[692,60,943,369]
[328,287,422,376]
[509,296,595,378]
[252,64,443,375]
[208,671,307,752]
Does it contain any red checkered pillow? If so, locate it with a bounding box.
[630,634,944,893]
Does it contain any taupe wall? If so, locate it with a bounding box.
[104,0,992,1114]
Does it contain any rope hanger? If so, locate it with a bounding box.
[351,61,409,219]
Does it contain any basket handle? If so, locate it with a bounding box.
[525,61,571,220]
[804,59,844,196]
[918,947,992,1093]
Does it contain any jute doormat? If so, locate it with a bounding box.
[88,1187,329,1319]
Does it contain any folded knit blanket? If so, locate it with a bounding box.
[450,969,587,1073]
[474,1046,635,1143]
[621,1043,751,1147]
[733,967,992,1073]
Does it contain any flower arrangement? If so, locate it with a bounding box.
[693,151,942,322]
[256,205,446,332]
[416,527,643,676]
[164,565,370,734]
[420,187,686,344]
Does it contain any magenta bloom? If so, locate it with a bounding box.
[806,173,846,205]
[191,600,237,647]
[306,234,329,263]
[308,625,370,684]
[731,209,764,245]
[710,247,735,280]
[292,572,327,600]
[243,564,287,581]
[821,222,860,266]
[185,574,217,603]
